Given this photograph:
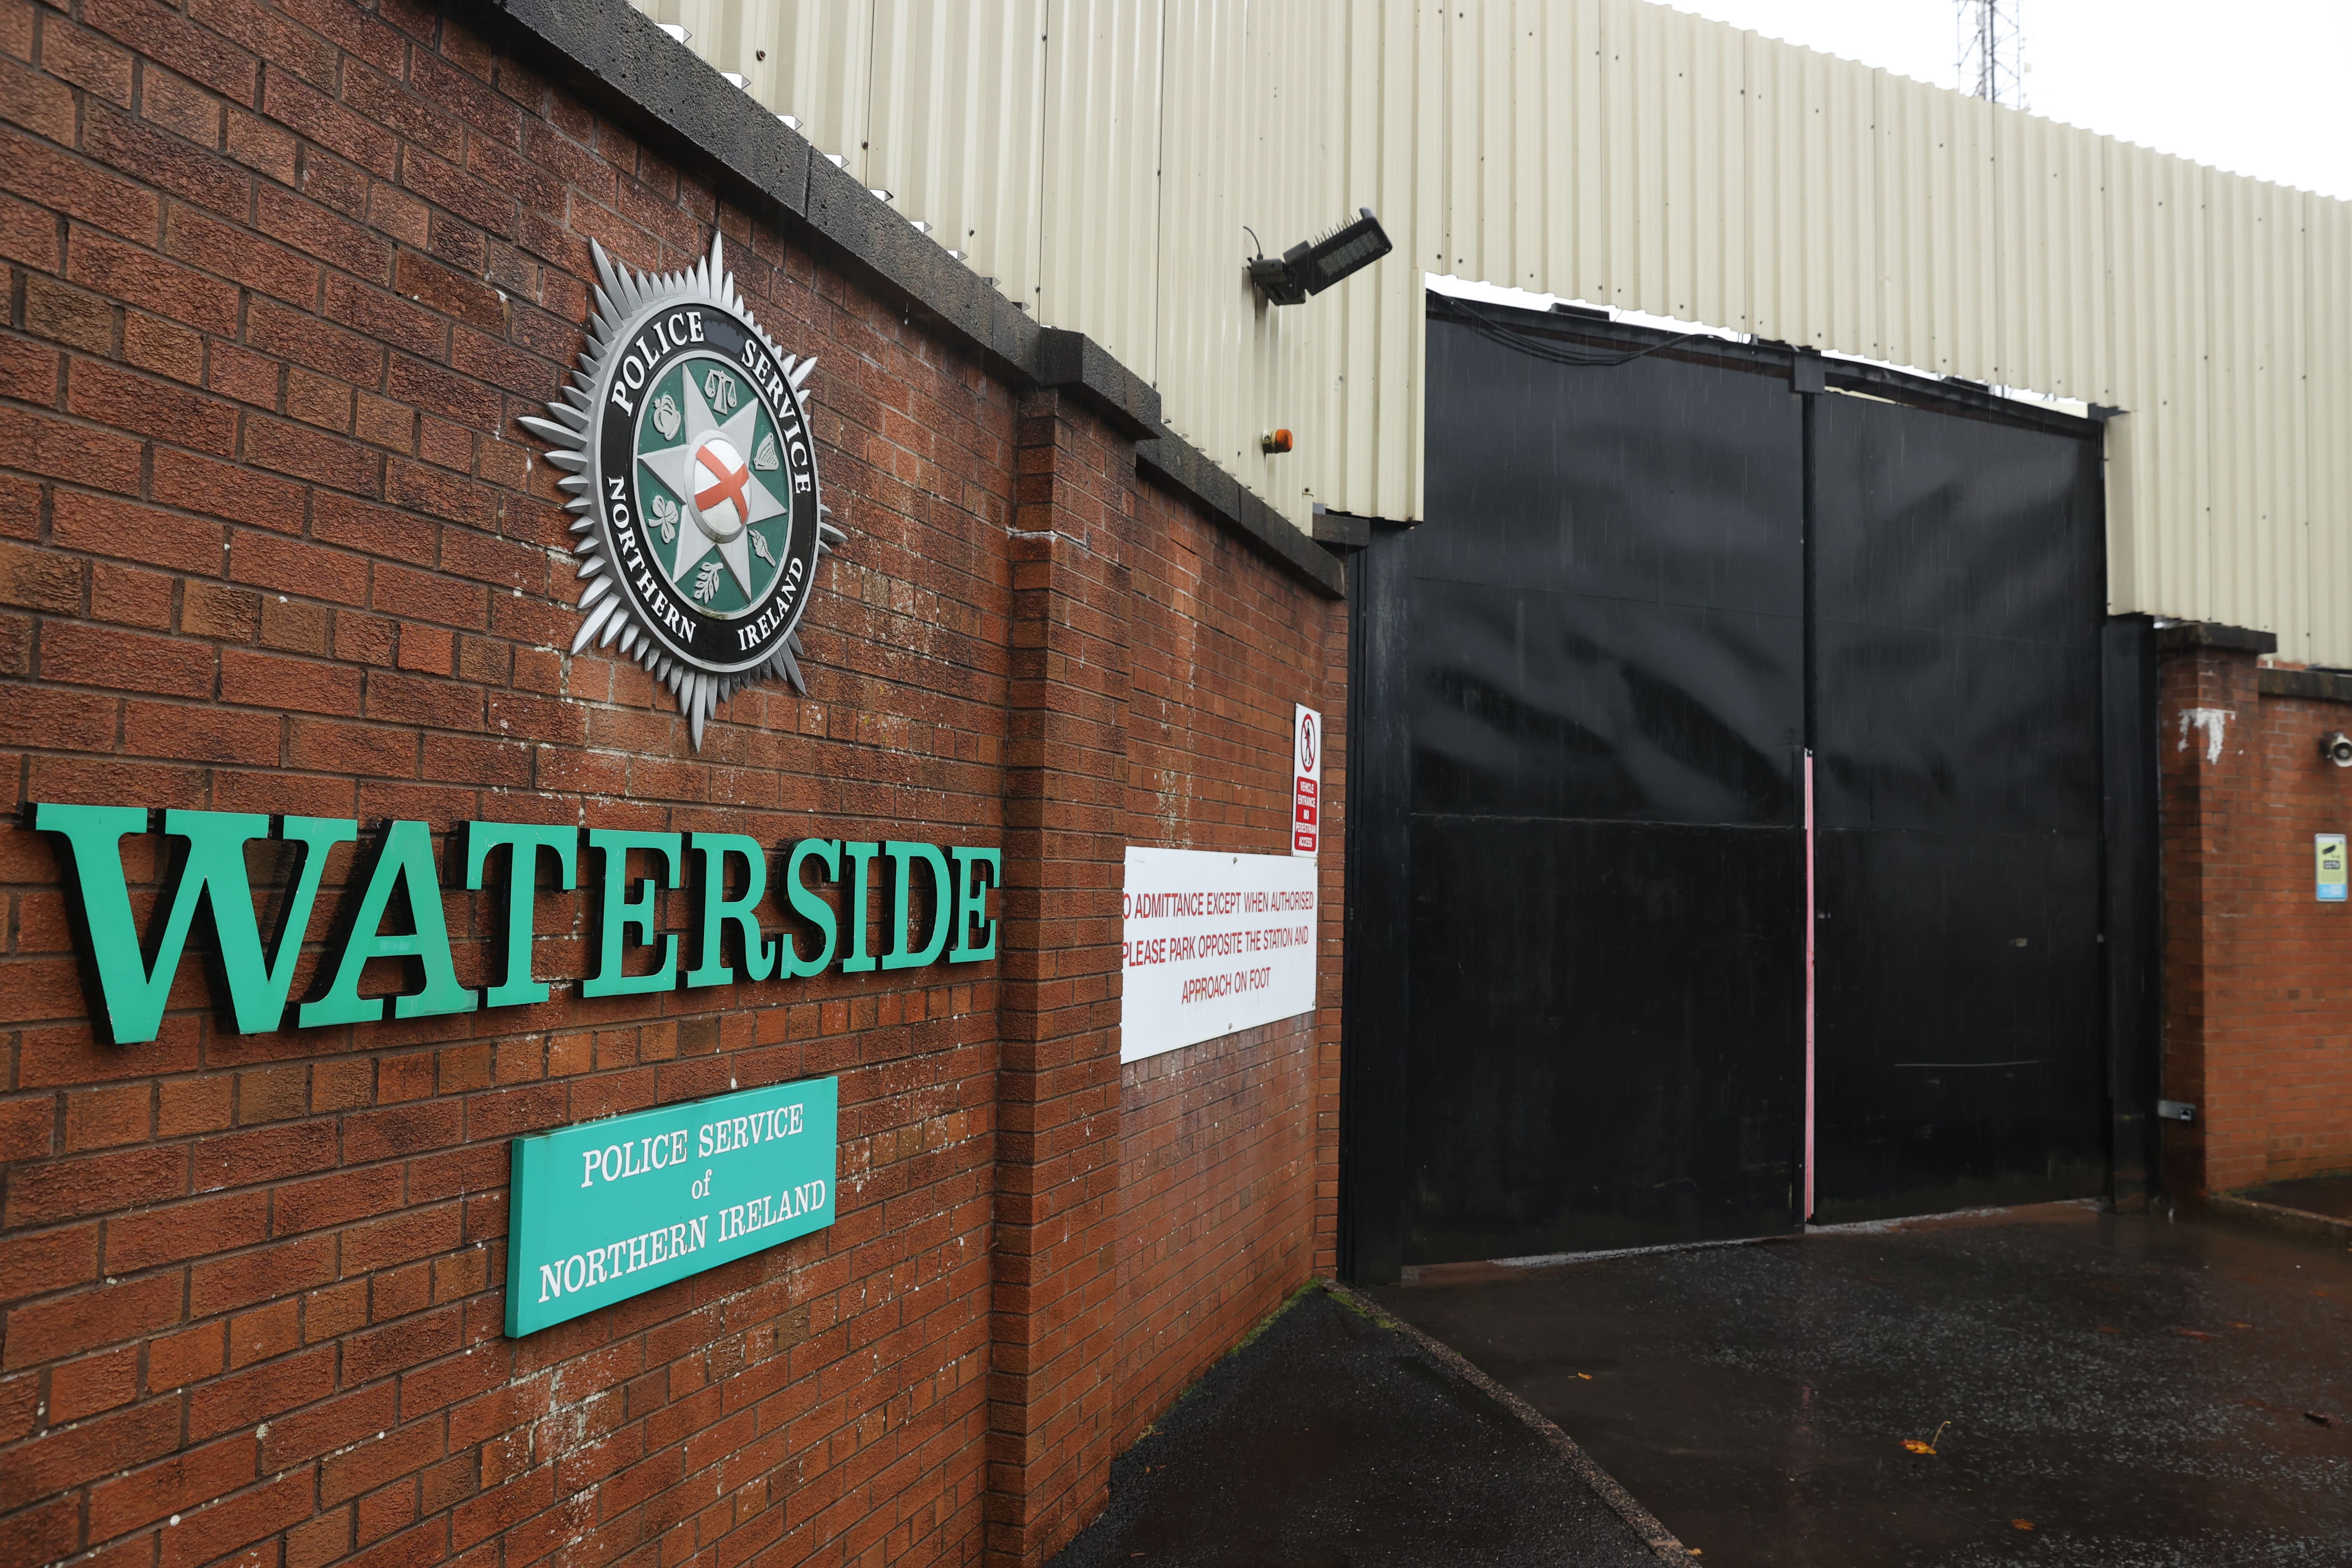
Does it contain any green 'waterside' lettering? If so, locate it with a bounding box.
[950,846,1001,962]
[882,841,951,971]
[466,822,578,1008]
[838,840,882,973]
[584,830,681,998]
[781,839,839,977]
[300,819,478,1027]
[687,833,776,987]
[37,804,355,1044]
[31,803,999,1045]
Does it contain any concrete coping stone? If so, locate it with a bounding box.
[2155,621,2280,655]
[2257,666,2352,705]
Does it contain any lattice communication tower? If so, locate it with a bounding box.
[1957,0,2026,108]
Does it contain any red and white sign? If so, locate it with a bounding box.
[1291,704,1323,858]
[1120,847,1319,1061]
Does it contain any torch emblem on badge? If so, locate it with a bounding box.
[521,234,841,750]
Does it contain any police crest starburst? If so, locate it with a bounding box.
[521,234,841,750]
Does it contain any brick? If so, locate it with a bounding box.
[187,1342,334,1441]
[165,204,315,306]
[54,489,225,573]
[68,228,240,334]
[220,647,360,715]
[3,1142,186,1226]
[83,97,248,217]
[0,1396,180,1512]
[24,273,117,355]
[88,561,173,629]
[0,540,82,612]
[0,406,144,493]
[43,18,135,103]
[393,248,505,334]
[148,1321,226,1390]
[122,309,204,383]
[105,1188,271,1272]
[248,297,383,385]
[2,1270,183,1369]
[258,181,393,281]
[243,414,378,494]
[40,621,214,698]
[63,1080,151,1149]
[86,1434,259,1541]
[225,105,296,182]
[82,0,259,101]
[0,1222,98,1300]
[67,357,240,453]
[141,68,225,146]
[260,67,393,178]
[191,1119,338,1193]
[184,581,261,640]
[0,185,56,266]
[152,447,307,534]
[0,52,76,144]
[6,129,159,239]
[207,338,283,409]
[0,1096,55,1162]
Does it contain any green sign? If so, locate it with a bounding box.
[505,1077,838,1336]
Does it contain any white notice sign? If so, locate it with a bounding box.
[1120,847,1319,1062]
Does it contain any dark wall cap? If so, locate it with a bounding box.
[1138,438,1344,599]
[1030,329,1162,439]
[2258,666,2352,705]
[482,0,810,224]
[1310,508,1372,549]
[801,151,1037,368]
[2154,621,2279,655]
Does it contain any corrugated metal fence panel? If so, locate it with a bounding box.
[1038,0,1160,373]
[633,0,2352,659]
[2312,198,2352,665]
[864,0,1047,317]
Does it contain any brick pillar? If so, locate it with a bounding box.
[988,391,1133,1566]
[2157,622,2275,1197]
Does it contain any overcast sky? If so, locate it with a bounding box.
[1674,0,2352,200]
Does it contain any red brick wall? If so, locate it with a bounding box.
[0,5,1345,1568]
[1108,477,1343,1449]
[2159,639,2352,1197]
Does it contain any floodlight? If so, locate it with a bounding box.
[1247,209,1393,306]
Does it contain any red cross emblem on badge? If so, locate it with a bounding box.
[693,438,752,527]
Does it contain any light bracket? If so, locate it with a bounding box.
[1249,208,1393,306]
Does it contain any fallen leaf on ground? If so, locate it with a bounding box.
[2174,1327,2214,1341]
[2306,1412,2334,1427]
[2012,1519,2035,1531]
[1903,1421,1953,1456]
[1577,1373,1594,1381]
[2232,1321,2252,1329]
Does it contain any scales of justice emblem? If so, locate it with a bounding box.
[522,234,842,750]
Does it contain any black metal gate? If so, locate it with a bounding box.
[1340,297,2154,1280]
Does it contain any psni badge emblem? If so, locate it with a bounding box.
[523,235,840,749]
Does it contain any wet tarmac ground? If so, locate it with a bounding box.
[1045,1284,1674,1567]
[1375,1204,2352,1567]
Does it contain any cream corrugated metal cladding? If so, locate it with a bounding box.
[637,0,2352,665]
